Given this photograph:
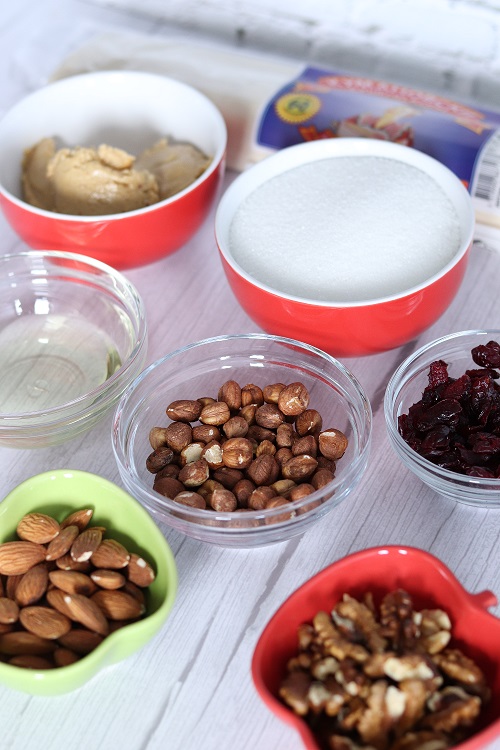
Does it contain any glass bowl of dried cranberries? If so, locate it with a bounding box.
[112,333,372,547]
[384,330,500,506]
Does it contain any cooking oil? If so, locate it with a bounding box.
[0,314,122,413]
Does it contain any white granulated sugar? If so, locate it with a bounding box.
[228,156,461,303]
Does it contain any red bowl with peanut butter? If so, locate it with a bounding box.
[252,546,500,750]
[0,71,227,269]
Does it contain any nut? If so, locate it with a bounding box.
[0,541,47,575]
[319,429,349,460]
[282,455,318,481]
[209,488,238,512]
[263,383,286,404]
[178,458,210,487]
[222,437,254,469]
[200,401,231,426]
[166,399,202,423]
[164,421,193,452]
[246,454,280,486]
[278,382,310,416]
[218,380,242,411]
[223,415,249,439]
[16,513,60,544]
[295,408,323,436]
[255,403,285,430]
[241,383,264,407]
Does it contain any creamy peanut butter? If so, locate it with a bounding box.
[21,136,211,216]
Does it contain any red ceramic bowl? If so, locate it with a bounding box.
[0,71,227,269]
[215,139,474,357]
[252,546,500,750]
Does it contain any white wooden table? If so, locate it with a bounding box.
[1,3,500,749]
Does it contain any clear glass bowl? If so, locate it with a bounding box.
[112,334,372,547]
[384,329,500,506]
[0,250,147,448]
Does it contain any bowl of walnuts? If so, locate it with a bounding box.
[112,333,372,546]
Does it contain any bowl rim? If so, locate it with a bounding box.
[0,469,178,692]
[251,544,500,750]
[112,332,373,532]
[0,69,228,222]
[384,328,500,490]
[214,138,475,309]
[0,249,148,422]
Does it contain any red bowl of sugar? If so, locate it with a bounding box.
[215,138,474,357]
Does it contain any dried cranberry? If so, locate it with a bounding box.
[471,340,500,368]
[398,339,500,477]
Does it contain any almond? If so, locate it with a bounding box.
[0,597,19,624]
[126,553,156,588]
[91,589,145,621]
[15,563,49,607]
[90,569,126,590]
[0,541,47,575]
[60,508,93,531]
[0,630,57,656]
[9,654,54,670]
[123,580,146,606]
[58,628,104,655]
[45,588,76,619]
[45,524,80,561]
[53,647,80,667]
[19,605,72,640]
[62,593,109,636]
[48,570,97,597]
[70,528,103,563]
[5,574,23,600]
[54,551,91,572]
[16,512,60,544]
[90,539,130,569]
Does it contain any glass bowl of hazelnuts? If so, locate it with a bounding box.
[112,333,372,547]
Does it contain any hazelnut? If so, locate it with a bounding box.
[276,423,295,448]
[295,408,322,437]
[178,459,210,487]
[201,440,224,469]
[246,454,280,486]
[248,486,276,510]
[318,429,348,460]
[311,468,335,490]
[232,479,256,508]
[282,455,318,482]
[153,476,185,499]
[165,422,193,453]
[173,491,206,509]
[192,424,221,443]
[271,479,296,496]
[179,442,204,466]
[218,380,242,411]
[278,382,310,416]
[239,404,257,425]
[223,415,249,439]
[292,435,318,458]
[148,426,169,450]
[256,439,276,457]
[275,447,294,468]
[212,467,244,490]
[221,437,254,469]
[200,401,231,426]
[146,446,174,473]
[155,463,180,480]
[247,424,276,443]
[197,479,224,500]
[288,483,315,501]
[166,399,202,423]
[263,383,286,404]
[255,403,285,430]
[241,383,264,407]
[209,488,238,513]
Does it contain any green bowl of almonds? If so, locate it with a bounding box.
[0,469,177,695]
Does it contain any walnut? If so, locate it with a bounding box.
[421,685,482,733]
[433,648,487,688]
[333,594,387,654]
[313,610,370,663]
[279,670,311,716]
[380,589,418,651]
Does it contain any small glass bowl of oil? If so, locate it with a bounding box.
[0,250,147,448]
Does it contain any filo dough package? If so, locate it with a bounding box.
[53,31,500,227]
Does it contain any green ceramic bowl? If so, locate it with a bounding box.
[0,469,177,695]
